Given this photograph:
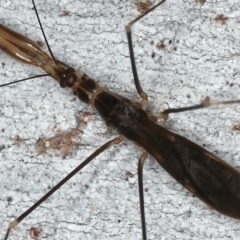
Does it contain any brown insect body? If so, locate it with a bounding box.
[64,67,240,219]
[61,62,240,219]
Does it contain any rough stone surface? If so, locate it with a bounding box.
[1,0,240,239]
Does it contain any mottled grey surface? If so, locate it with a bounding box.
[1,0,240,239]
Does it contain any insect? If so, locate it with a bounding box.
[1,0,240,239]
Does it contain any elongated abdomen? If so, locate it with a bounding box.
[133,116,240,219]
[94,90,240,218]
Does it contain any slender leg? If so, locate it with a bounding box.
[138,151,148,240]
[4,137,122,240]
[161,97,240,121]
[125,0,167,110]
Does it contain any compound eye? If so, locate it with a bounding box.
[60,68,77,88]
[65,67,75,75]
[60,74,66,88]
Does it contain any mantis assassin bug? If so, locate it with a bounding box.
[1,0,240,239]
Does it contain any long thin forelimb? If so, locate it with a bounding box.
[4,137,122,240]
[125,0,167,110]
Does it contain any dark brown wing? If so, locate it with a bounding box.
[115,105,240,218]
[94,91,240,218]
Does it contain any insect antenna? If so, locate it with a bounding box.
[0,74,49,87]
[31,0,57,66]
[0,0,70,87]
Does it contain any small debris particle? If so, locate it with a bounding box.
[0,145,5,151]
[233,123,240,131]
[157,40,166,50]
[126,171,134,177]
[125,171,134,181]
[29,227,43,240]
[60,10,70,17]
[214,14,228,25]
[196,0,206,4]
[14,135,23,146]
[45,141,50,148]
[135,1,153,14]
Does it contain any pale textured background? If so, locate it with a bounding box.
[1,0,240,239]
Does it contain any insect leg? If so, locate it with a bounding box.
[4,137,122,240]
[138,151,148,240]
[161,97,240,121]
[125,0,167,110]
